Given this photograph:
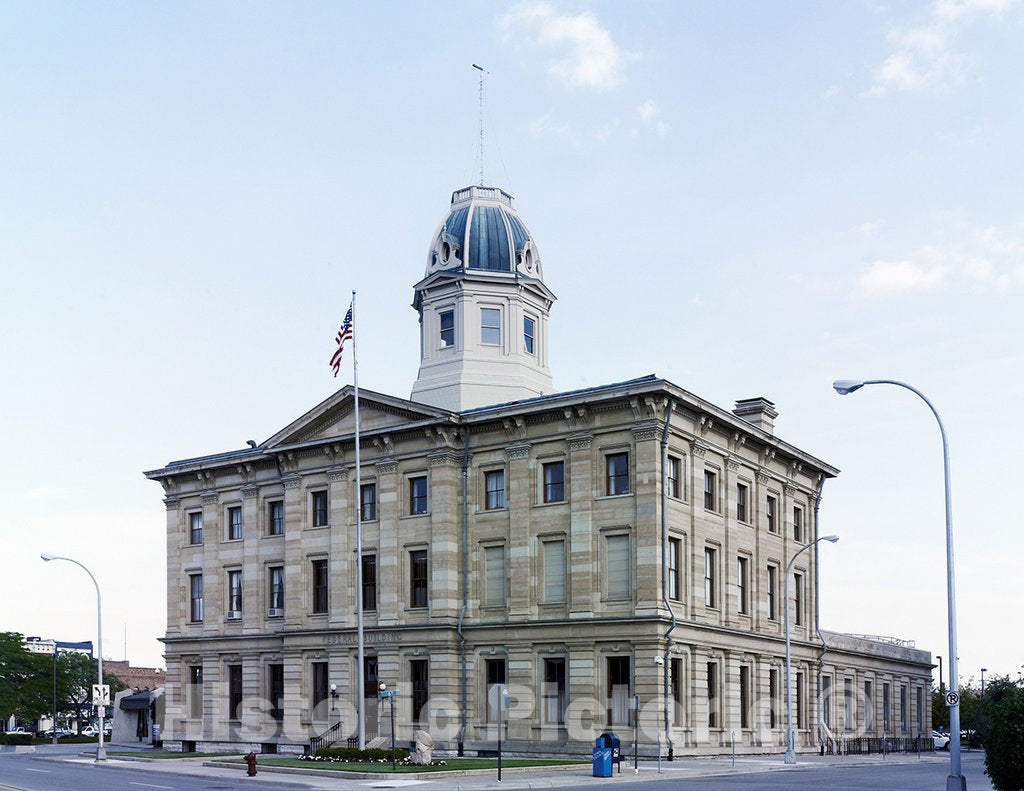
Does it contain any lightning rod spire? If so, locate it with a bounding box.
[473,64,488,186]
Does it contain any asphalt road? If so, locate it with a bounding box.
[0,747,997,791]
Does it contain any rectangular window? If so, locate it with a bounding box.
[670,658,683,726]
[361,554,377,611]
[228,506,243,540]
[363,656,378,699]
[704,470,716,511]
[769,668,779,728]
[739,666,750,729]
[361,483,376,521]
[312,490,328,527]
[189,512,203,545]
[667,456,681,498]
[707,662,719,728]
[916,687,923,736]
[410,549,428,608]
[228,569,242,613]
[484,545,506,607]
[189,665,203,718]
[737,556,749,615]
[793,507,803,542]
[410,659,429,725]
[883,682,891,733]
[268,501,284,536]
[767,495,777,533]
[543,658,566,725]
[409,476,428,514]
[312,559,329,614]
[606,534,630,600]
[900,684,907,732]
[485,469,505,510]
[668,537,682,601]
[543,539,566,603]
[736,483,748,522]
[269,664,284,720]
[269,566,284,612]
[480,307,501,345]
[228,664,242,721]
[796,671,805,729]
[312,661,329,711]
[822,675,832,729]
[189,574,203,622]
[607,657,631,725]
[543,461,564,503]
[439,309,455,348]
[523,315,535,354]
[704,547,717,608]
[606,452,629,495]
[845,678,854,731]
[486,658,507,722]
[794,572,804,626]
[767,564,778,620]
[865,680,874,732]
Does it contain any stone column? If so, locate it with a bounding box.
[201,491,221,636]
[632,424,660,617]
[506,645,534,743]
[568,434,594,619]
[328,466,350,629]
[428,450,461,622]
[375,459,399,626]
[722,457,740,626]
[506,443,532,621]
[282,475,304,629]
[281,648,304,746]
[688,441,709,617]
[164,496,182,638]
[241,485,261,634]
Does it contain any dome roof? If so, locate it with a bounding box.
[426,186,543,279]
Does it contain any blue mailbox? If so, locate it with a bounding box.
[592,741,613,777]
[597,732,621,773]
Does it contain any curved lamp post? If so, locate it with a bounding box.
[832,379,965,791]
[784,534,839,764]
[40,554,106,762]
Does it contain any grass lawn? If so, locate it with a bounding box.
[110,751,241,759]
[229,756,586,773]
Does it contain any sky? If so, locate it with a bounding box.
[1,1,1021,685]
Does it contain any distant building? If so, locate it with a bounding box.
[146,184,932,756]
[104,660,166,693]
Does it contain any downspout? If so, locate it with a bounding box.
[813,474,828,752]
[456,426,470,755]
[659,400,676,761]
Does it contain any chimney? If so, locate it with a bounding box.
[733,397,778,434]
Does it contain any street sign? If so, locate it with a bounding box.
[945,690,960,707]
[379,689,399,697]
[92,684,110,706]
[488,683,510,714]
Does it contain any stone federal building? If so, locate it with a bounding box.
[145,185,933,756]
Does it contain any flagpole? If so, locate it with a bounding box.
[352,289,365,750]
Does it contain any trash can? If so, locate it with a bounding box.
[592,742,613,777]
[597,732,621,773]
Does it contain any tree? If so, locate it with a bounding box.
[933,687,949,731]
[982,677,1024,791]
[59,653,126,733]
[0,632,53,724]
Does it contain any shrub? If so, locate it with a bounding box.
[314,746,408,762]
[6,733,32,746]
[983,678,1024,791]
[0,733,7,745]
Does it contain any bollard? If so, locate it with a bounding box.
[245,751,258,776]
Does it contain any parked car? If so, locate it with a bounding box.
[4,727,29,736]
[932,730,951,750]
[80,725,97,737]
[39,728,74,739]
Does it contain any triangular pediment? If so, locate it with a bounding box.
[263,386,454,448]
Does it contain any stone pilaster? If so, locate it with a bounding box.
[506,442,531,620]
[375,459,399,625]
[632,423,660,616]
[428,450,461,620]
[328,466,350,628]
[568,433,594,619]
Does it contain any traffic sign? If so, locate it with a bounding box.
[945,690,960,707]
[91,684,110,706]
[379,689,399,697]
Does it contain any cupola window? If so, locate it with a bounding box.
[439,310,455,348]
[523,316,535,354]
[481,308,501,345]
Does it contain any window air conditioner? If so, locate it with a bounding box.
[226,611,241,620]
[267,608,284,618]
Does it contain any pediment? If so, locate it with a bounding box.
[263,386,453,448]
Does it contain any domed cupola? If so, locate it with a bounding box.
[411,185,556,411]
[426,185,543,280]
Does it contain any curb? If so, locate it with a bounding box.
[205,759,589,780]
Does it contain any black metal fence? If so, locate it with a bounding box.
[307,721,343,755]
[823,736,935,755]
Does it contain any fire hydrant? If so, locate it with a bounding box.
[245,751,258,776]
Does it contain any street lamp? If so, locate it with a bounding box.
[832,378,965,791]
[329,683,339,713]
[379,682,396,771]
[784,534,839,764]
[40,554,106,762]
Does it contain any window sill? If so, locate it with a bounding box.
[536,500,567,508]
[596,493,633,501]
[263,533,285,539]
[478,507,508,515]
[401,513,430,520]
[308,524,330,531]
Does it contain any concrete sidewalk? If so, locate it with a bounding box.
[30,749,953,790]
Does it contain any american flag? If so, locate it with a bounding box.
[329,301,353,377]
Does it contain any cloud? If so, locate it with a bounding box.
[859,260,949,295]
[857,223,1024,296]
[866,0,1015,95]
[636,99,669,137]
[823,85,842,98]
[500,2,632,90]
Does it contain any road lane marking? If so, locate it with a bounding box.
[128,784,174,790]
[0,783,35,791]
[23,769,49,773]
